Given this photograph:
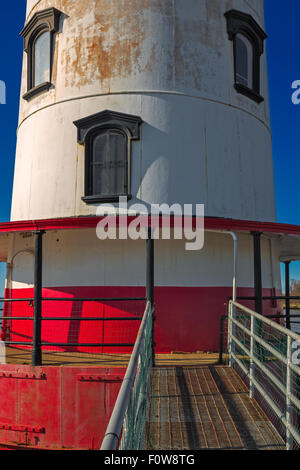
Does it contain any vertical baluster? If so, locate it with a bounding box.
[286,336,292,450]
[250,315,255,399]
[228,302,233,367]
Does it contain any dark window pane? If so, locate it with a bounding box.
[91,130,126,196]
[235,34,252,88]
[34,31,50,86]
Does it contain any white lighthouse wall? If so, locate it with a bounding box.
[8,230,280,290]
[11,0,276,223]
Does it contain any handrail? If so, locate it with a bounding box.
[101,301,152,450]
[232,301,300,342]
[219,308,300,365]
[228,300,300,450]
[0,297,146,302]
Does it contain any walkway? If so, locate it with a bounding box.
[147,365,285,450]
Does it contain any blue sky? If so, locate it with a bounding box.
[0,3,26,222]
[264,0,300,284]
[264,0,300,225]
[0,1,299,286]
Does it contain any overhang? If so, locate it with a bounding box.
[278,235,300,262]
[0,216,299,262]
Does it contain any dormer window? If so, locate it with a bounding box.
[74,110,142,204]
[225,9,267,103]
[21,8,61,101]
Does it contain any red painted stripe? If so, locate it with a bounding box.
[2,286,282,353]
[0,215,300,235]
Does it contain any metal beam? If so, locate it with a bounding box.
[252,231,263,315]
[285,261,291,330]
[32,231,44,366]
[146,228,155,365]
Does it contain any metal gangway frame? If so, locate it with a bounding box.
[228,300,300,450]
[101,300,154,450]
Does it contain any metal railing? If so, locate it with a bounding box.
[228,300,300,450]
[0,297,147,364]
[227,294,300,331]
[101,301,154,450]
[219,310,300,365]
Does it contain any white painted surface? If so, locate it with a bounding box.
[11,0,276,223]
[8,230,282,290]
[26,0,41,17]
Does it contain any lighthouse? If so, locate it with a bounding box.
[0,0,292,450]
[7,0,280,352]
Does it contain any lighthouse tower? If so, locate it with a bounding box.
[0,0,288,451]
[7,0,280,354]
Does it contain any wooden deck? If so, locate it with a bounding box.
[146,365,285,450]
[4,347,222,367]
[4,347,131,367]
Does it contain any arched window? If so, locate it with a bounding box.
[33,30,51,87]
[21,8,61,101]
[89,129,128,198]
[225,9,267,103]
[74,110,142,203]
[235,34,253,89]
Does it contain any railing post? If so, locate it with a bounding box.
[285,261,291,330]
[32,230,44,366]
[228,301,233,367]
[249,314,255,399]
[146,228,155,366]
[252,231,264,362]
[219,314,226,364]
[286,335,293,450]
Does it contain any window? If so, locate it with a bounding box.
[225,9,267,103]
[74,110,142,203]
[235,34,253,89]
[34,31,51,87]
[89,128,128,198]
[21,8,61,101]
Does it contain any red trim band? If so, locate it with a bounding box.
[0,215,300,235]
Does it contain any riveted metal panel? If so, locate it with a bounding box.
[0,364,125,449]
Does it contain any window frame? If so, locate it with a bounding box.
[74,110,143,204]
[21,8,61,101]
[225,9,267,104]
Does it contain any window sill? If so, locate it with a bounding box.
[234,83,264,104]
[23,82,52,101]
[82,194,132,204]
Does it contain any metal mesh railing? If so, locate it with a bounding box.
[101,301,154,450]
[284,308,300,334]
[0,298,34,348]
[40,298,145,354]
[0,297,146,364]
[228,300,300,450]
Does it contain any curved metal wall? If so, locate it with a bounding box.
[11,0,275,221]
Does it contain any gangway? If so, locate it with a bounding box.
[101,301,300,451]
[147,364,284,450]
